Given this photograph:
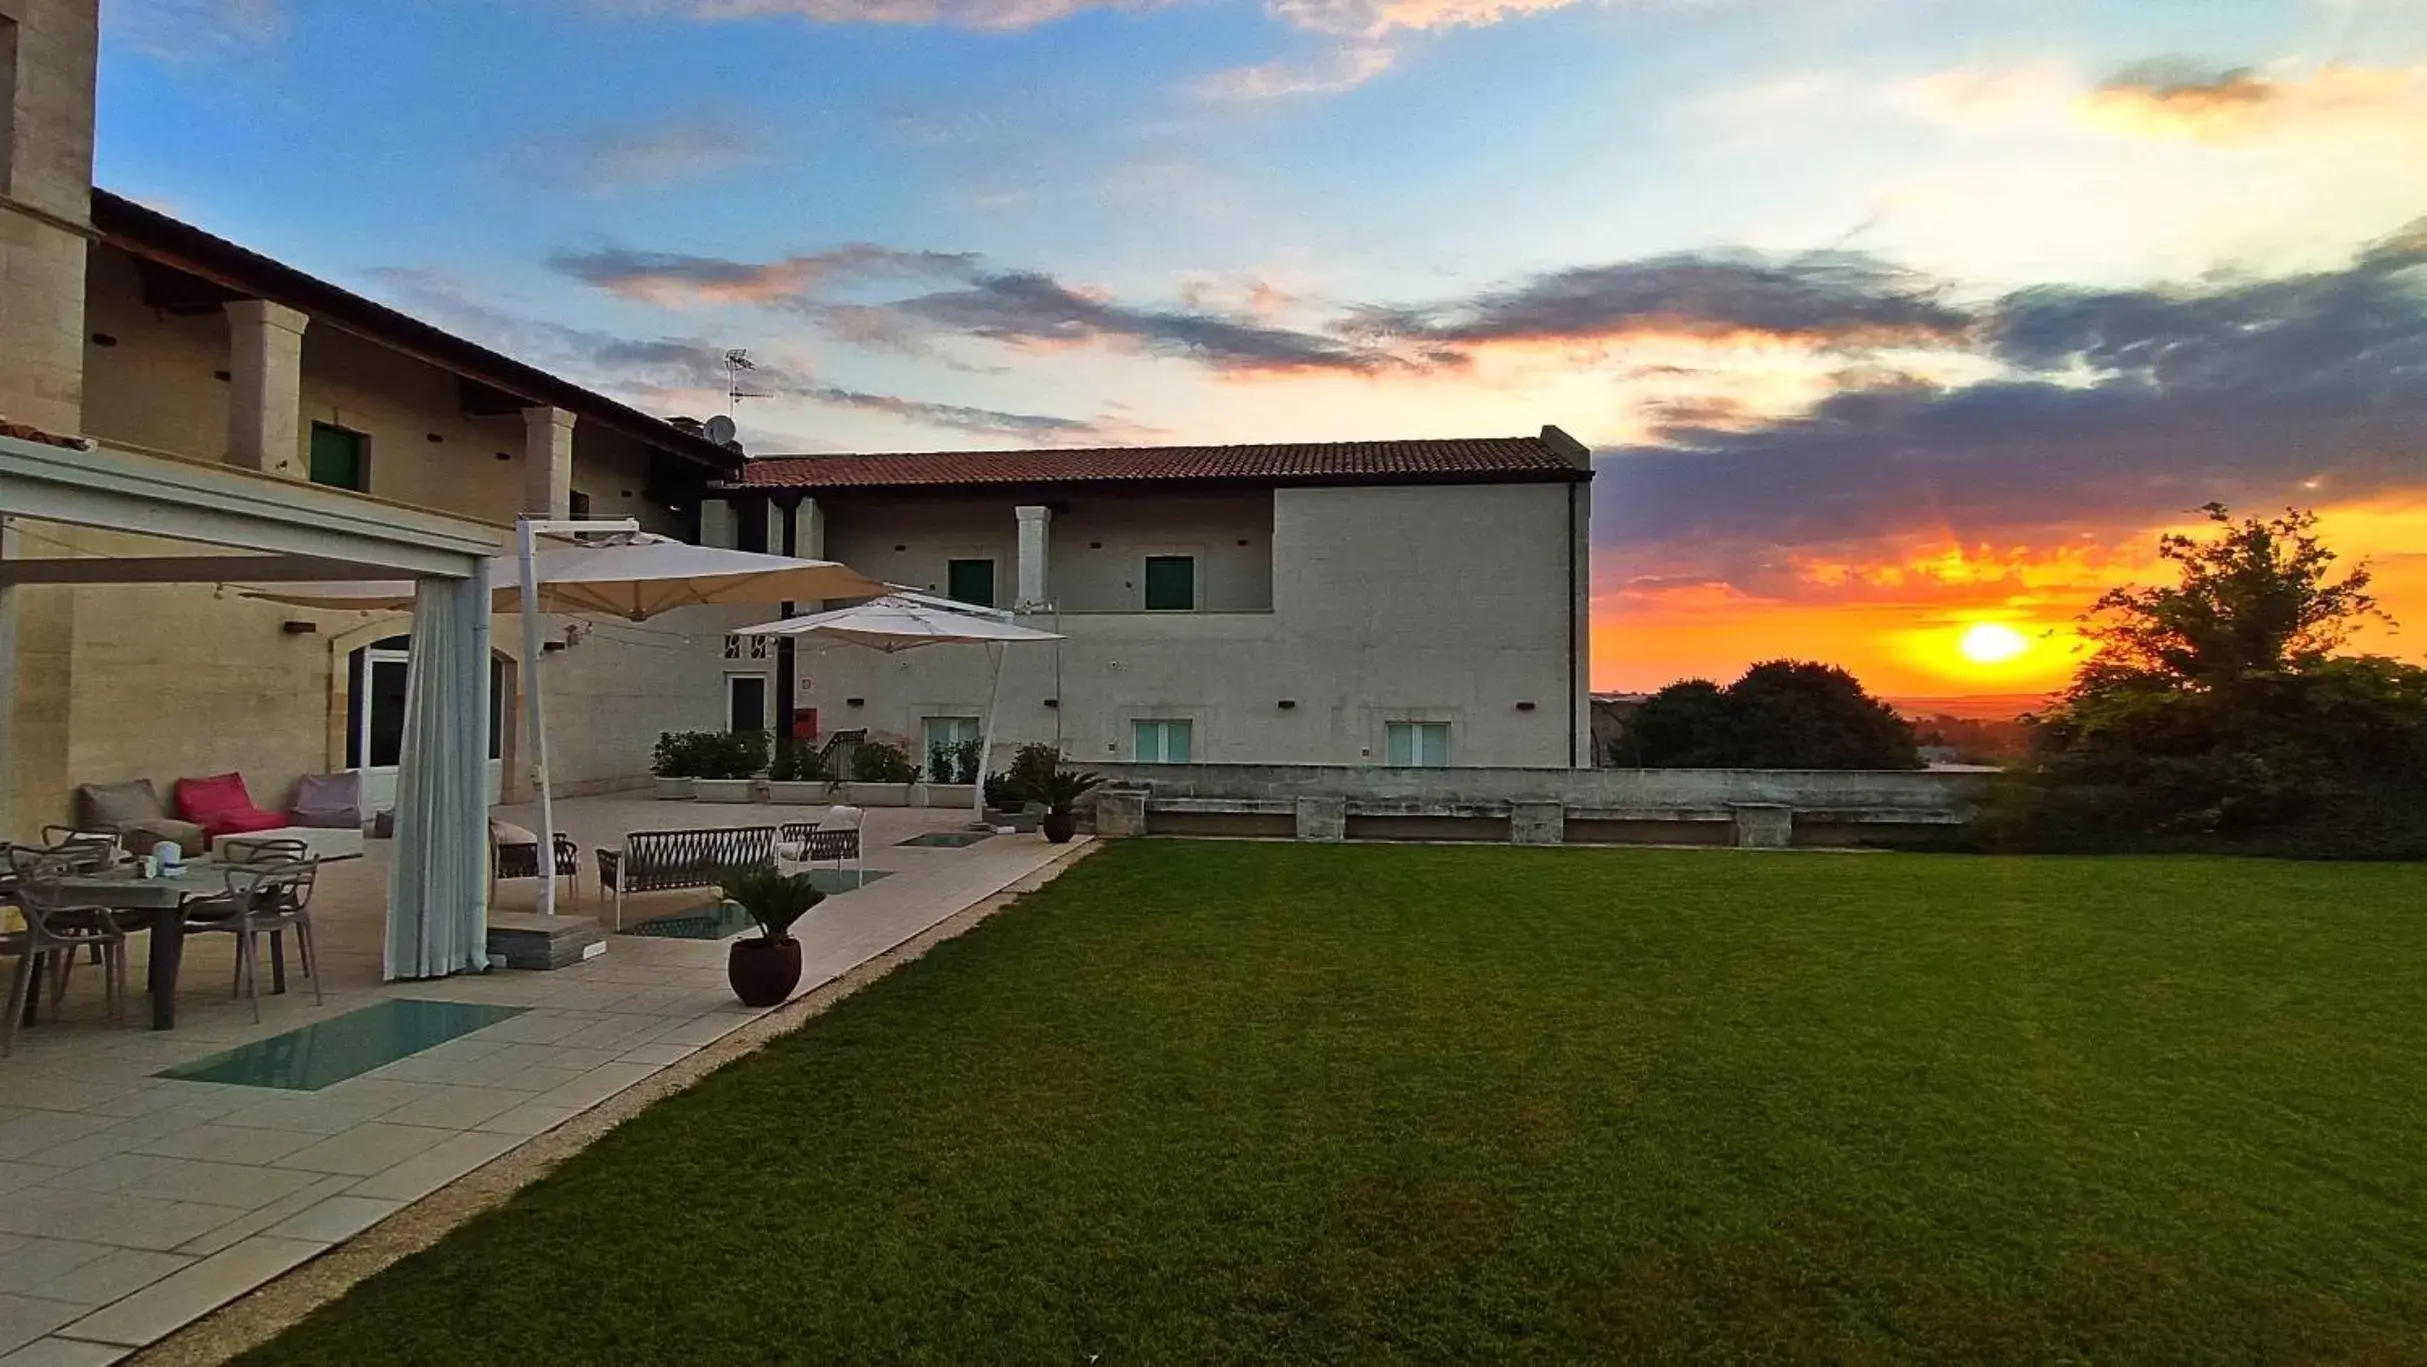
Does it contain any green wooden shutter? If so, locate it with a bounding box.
[1143,556,1195,610]
[308,424,365,491]
[947,559,995,607]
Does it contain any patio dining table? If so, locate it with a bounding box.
[27,860,292,1031]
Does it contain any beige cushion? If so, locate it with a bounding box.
[78,779,166,829]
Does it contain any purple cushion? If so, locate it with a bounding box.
[290,772,361,830]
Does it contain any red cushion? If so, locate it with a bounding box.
[175,772,256,820]
[198,807,287,839]
[174,772,287,839]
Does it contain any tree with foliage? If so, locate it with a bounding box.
[1621,661,1921,769]
[1987,505,2427,858]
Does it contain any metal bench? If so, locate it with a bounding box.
[597,826,777,929]
[779,808,865,888]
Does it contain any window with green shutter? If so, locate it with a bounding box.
[1385,721,1450,767]
[947,559,996,607]
[1134,719,1192,763]
[308,423,367,491]
[1143,555,1195,611]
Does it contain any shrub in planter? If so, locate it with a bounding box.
[1008,742,1060,801]
[719,866,825,1007]
[927,736,983,785]
[650,731,711,797]
[851,741,918,784]
[1031,765,1104,844]
[766,738,832,802]
[693,730,770,802]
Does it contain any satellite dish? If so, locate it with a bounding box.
[703,414,738,446]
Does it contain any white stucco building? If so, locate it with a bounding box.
[704,433,1596,772]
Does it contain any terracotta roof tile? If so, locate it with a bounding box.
[725,432,1591,491]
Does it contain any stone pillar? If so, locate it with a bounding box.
[1510,800,1566,846]
[1015,504,1051,610]
[0,0,100,437]
[1295,796,1346,843]
[1093,788,1148,838]
[520,407,576,518]
[698,498,736,548]
[792,498,825,559]
[224,300,310,477]
[1731,803,1793,849]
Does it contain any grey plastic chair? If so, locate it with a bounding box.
[3,871,131,1056]
[182,859,323,1021]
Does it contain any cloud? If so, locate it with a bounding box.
[562,117,768,195]
[1194,44,1395,100]
[1266,0,1585,39]
[869,270,1391,373]
[1591,218,2427,595]
[1348,250,1972,360]
[671,0,1166,31]
[359,267,1142,444]
[550,245,980,306]
[108,0,282,61]
[2081,61,2427,143]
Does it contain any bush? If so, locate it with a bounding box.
[650,731,713,779]
[1008,742,1061,801]
[1621,662,1920,769]
[982,771,1026,811]
[851,740,918,784]
[695,730,769,781]
[769,738,828,784]
[927,736,983,785]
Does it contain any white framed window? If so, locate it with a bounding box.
[922,716,983,781]
[1385,721,1449,768]
[1133,719,1193,763]
[725,674,770,733]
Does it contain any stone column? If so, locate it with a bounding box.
[520,407,576,519]
[1731,803,1793,849]
[1295,796,1346,843]
[225,300,309,477]
[698,498,736,548]
[1015,504,1051,610]
[1093,788,1148,838]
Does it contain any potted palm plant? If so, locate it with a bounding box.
[1032,765,1104,844]
[719,866,826,1006]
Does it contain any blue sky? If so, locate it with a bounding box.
[95,0,2427,690]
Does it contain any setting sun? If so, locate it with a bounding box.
[1958,622,2031,665]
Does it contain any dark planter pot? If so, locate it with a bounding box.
[1041,811,1077,844]
[728,936,803,1007]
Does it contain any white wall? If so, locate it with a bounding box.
[793,481,1586,769]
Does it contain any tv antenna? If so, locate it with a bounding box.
[724,348,769,416]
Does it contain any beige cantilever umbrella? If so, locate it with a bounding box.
[252,532,881,620]
[733,593,1062,823]
[246,525,886,917]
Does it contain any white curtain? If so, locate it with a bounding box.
[384,562,492,980]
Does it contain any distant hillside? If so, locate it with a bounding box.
[1885,694,2052,722]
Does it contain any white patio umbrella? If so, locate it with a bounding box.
[732,593,1063,823]
[246,524,885,918]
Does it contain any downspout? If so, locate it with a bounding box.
[1567,479,1579,769]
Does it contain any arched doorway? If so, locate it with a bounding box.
[346,635,509,809]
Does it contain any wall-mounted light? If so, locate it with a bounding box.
[280,620,317,635]
[1043,698,1059,709]
[541,641,567,653]
[1516,701,1537,712]
[426,433,445,444]
[1277,699,1296,709]
[846,697,865,708]
[213,370,232,382]
[89,332,119,347]
[495,451,512,461]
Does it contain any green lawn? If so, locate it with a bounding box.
[247,844,2427,1364]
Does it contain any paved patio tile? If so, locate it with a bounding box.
[527,1062,663,1114]
[344,1133,521,1204]
[257,1197,404,1245]
[0,1297,81,1358]
[0,1243,114,1297]
[0,1192,245,1254]
[213,1095,406,1137]
[172,1177,357,1259]
[374,1087,527,1132]
[124,1125,318,1168]
[470,1103,582,1137]
[615,1042,699,1067]
[40,1155,324,1210]
[56,1237,325,1348]
[15,1249,192,1310]
[279,1123,459,1178]
[0,1334,131,1364]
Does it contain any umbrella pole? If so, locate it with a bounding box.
[516,517,557,917]
[974,640,1005,827]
